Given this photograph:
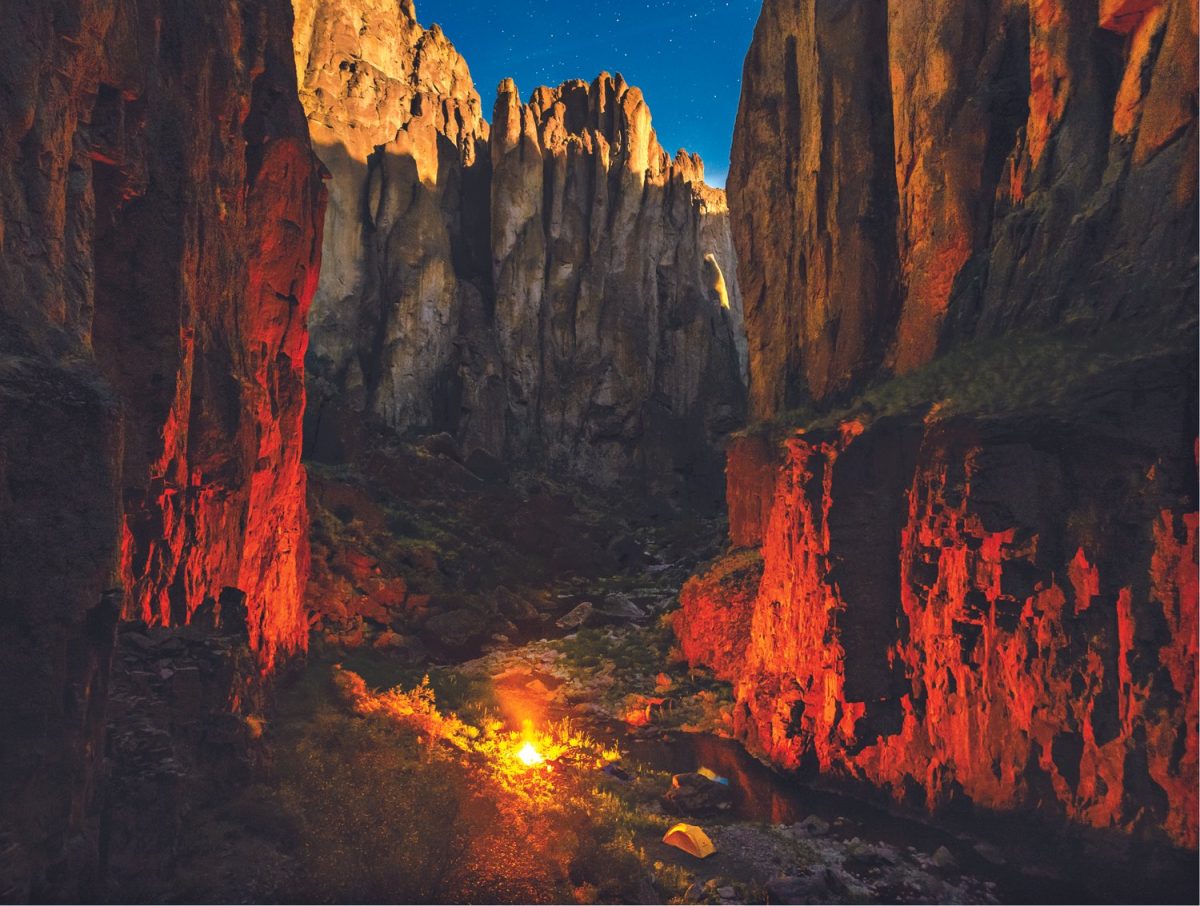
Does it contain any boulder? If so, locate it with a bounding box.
[662,772,734,816]
[555,602,594,630]
[595,594,646,623]
[421,609,494,653]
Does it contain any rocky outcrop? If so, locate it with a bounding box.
[489,75,746,491]
[729,0,899,415]
[0,0,323,897]
[681,361,1197,846]
[294,0,747,497]
[292,0,491,436]
[681,0,1198,848]
[730,0,1197,416]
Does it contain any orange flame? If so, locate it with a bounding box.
[515,741,544,766]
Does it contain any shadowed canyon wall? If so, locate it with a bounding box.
[679,0,1198,847]
[292,0,491,441]
[0,0,324,896]
[731,0,1197,416]
[294,0,747,496]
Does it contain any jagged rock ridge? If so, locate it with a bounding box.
[293,0,747,497]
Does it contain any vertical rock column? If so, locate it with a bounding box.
[292,0,491,449]
[728,0,899,416]
[490,73,747,491]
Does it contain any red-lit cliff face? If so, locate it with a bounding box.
[99,7,325,671]
[0,0,324,896]
[679,367,1198,846]
[682,0,1198,849]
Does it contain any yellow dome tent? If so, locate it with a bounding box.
[662,823,716,859]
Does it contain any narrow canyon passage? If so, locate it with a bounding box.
[0,0,1196,903]
[99,445,1197,904]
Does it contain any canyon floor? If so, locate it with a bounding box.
[97,441,1196,905]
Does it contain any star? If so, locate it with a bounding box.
[420,0,761,187]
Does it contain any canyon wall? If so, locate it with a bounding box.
[294,0,747,495]
[490,75,747,490]
[680,0,1198,847]
[0,0,324,897]
[730,0,1197,415]
[292,0,491,440]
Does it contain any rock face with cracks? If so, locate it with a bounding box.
[0,0,324,897]
[730,0,1197,416]
[294,0,747,497]
[292,0,491,441]
[681,0,1199,848]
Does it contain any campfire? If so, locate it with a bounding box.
[515,740,544,767]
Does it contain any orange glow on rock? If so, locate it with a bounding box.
[676,418,1200,848]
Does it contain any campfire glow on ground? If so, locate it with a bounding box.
[516,740,544,766]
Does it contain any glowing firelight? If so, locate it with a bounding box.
[515,740,544,766]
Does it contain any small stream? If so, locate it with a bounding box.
[622,730,1196,906]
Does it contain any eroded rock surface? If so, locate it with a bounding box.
[295,0,747,497]
[679,362,1198,847]
[489,74,747,490]
[683,0,1199,848]
[293,0,491,436]
[0,0,324,896]
[731,0,1197,415]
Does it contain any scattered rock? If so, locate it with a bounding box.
[373,630,406,651]
[422,608,494,652]
[555,602,594,630]
[123,633,156,654]
[417,433,461,461]
[602,763,632,782]
[765,873,831,905]
[595,593,646,623]
[973,841,1006,866]
[794,815,829,837]
[496,588,541,624]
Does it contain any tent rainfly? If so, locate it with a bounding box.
[662,823,716,859]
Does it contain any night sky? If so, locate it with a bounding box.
[416,0,762,187]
